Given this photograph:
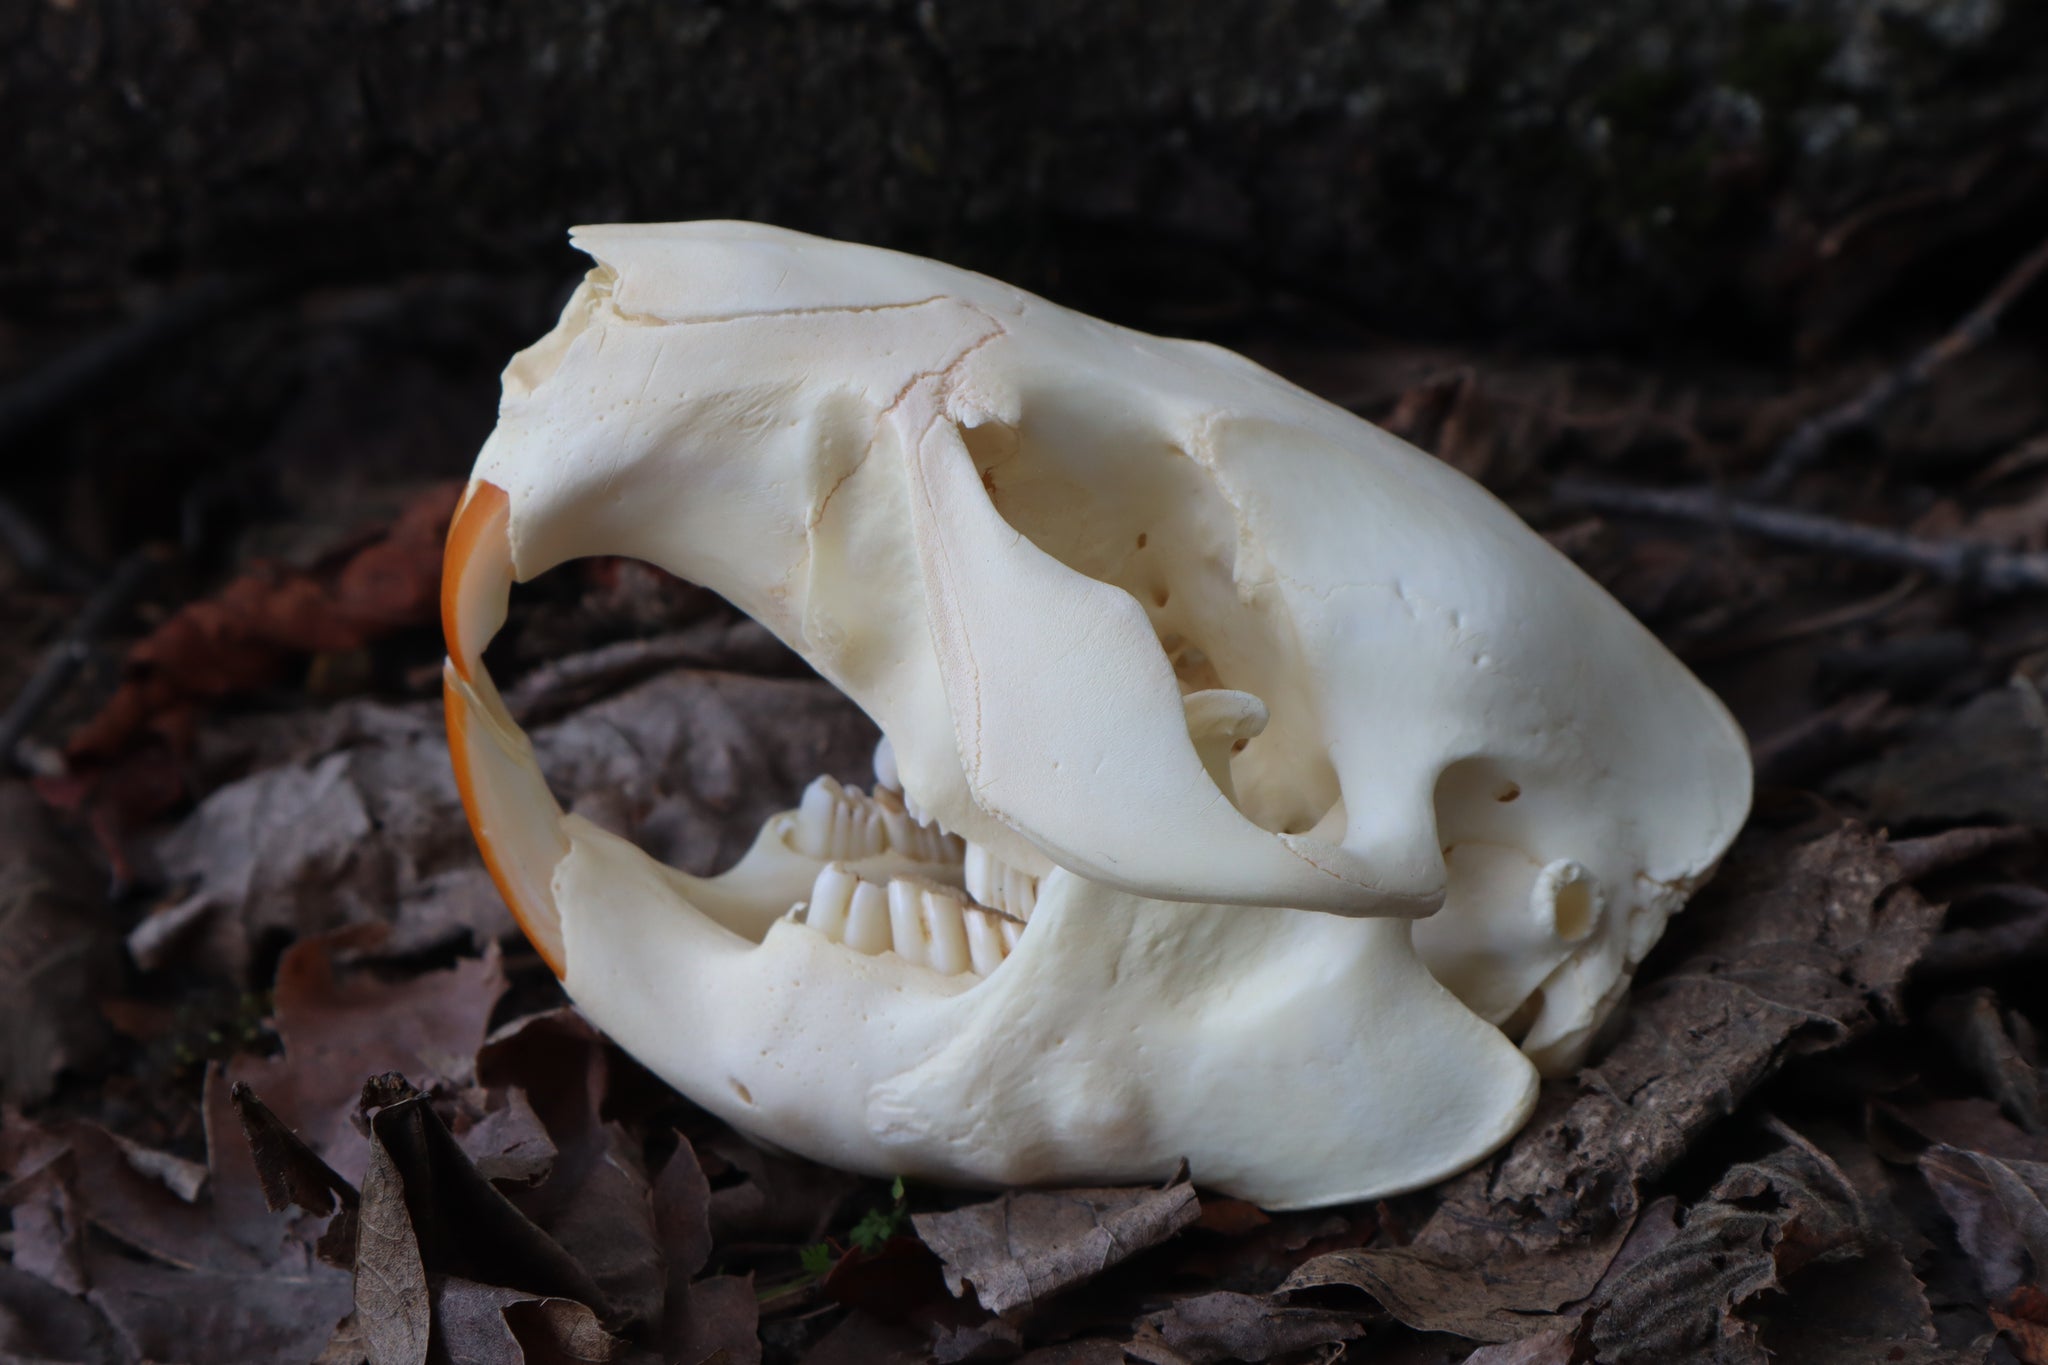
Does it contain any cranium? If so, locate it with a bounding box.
[443,222,1751,1210]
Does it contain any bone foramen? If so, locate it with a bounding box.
[444,221,1752,1209]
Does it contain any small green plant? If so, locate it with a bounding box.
[847,1176,909,1253]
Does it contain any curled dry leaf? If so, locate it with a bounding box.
[912,1174,1201,1316]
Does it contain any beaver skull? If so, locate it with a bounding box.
[443,222,1750,1210]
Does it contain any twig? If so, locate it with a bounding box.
[1750,232,2048,497]
[0,549,163,772]
[1554,478,2048,595]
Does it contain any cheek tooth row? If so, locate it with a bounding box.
[963,840,1040,922]
[789,774,962,864]
[793,862,1022,976]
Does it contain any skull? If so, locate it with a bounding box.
[443,222,1751,1209]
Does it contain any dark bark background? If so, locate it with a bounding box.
[9,5,2048,1365]
[7,0,2048,348]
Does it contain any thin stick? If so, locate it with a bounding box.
[0,549,161,771]
[1553,478,2048,595]
[1750,233,2048,497]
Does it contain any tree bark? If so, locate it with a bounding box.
[6,0,2047,345]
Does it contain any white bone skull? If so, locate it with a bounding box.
[443,221,1751,1210]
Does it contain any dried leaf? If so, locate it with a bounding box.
[458,1086,560,1186]
[0,1070,354,1365]
[913,1175,1200,1315]
[1138,1289,1367,1362]
[67,482,460,771]
[1930,991,2046,1134]
[1459,1323,1588,1363]
[1921,1145,2048,1303]
[230,1080,358,1218]
[1831,683,2048,829]
[1588,1128,1872,1364]
[0,781,122,1104]
[0,1261,130,1365]
[663,1274,761,1365]
[148,667,877,974]
[228,928,506,1182]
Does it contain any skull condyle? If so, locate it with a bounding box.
[443,221,1751,1209]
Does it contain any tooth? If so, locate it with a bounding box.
[805,863,855,941]
[887,878,930,968]
[963,908,1007,975]
[794,775,842,859]
[999,918,1024,953]
[1007,869,1038,921]
[964,842,995,906]
[844,879,891,954]
[902,786,927,826]
[873,735,901,792]
[922,888,972,974]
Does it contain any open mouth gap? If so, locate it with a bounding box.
[479,548,1046,985]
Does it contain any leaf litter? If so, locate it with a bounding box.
[7,232,2048,1364]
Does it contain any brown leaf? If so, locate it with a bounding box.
[1138,1289,1367,1362]
[0,1261,130,1365]
[66,482,460,772]
[147,666,878,975]
[654,1135,714,1286]
[0,781,122,1104]
[663,1274,762,1365]
[457,1086,560,1186]
[1279,1221,1629,1344]
[431,1278,638,1365]
[1830,682,2048,830]
[702,1132,864,1247]
[1920,1145,2048,1303]
[475,1010,666,1330]
[359,1093,606,1315]
[1930,990,2046,1134]
[0,1071,355,1364]
[913,1174,1201,1316]
[798,1311,928,1365]
[1588,1128,1873,1364]
[228,929,506,1183]
[356,1111,432,1365]
[1458,1323,1588,1363]
[231,1080,358,1218]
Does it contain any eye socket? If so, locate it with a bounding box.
[959,416,1338,837]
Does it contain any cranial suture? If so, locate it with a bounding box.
[443,221,1752,1210]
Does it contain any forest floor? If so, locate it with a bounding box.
[2,227,2048,1365]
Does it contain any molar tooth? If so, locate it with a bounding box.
[843,879,891,954]
[1007,869,1039,921]
[886,878,930,968]
[803,863,856,941]
[998,918,1024,953]
[963,908,1007,975]
[873,735,901,792]
[922,888,972,974]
